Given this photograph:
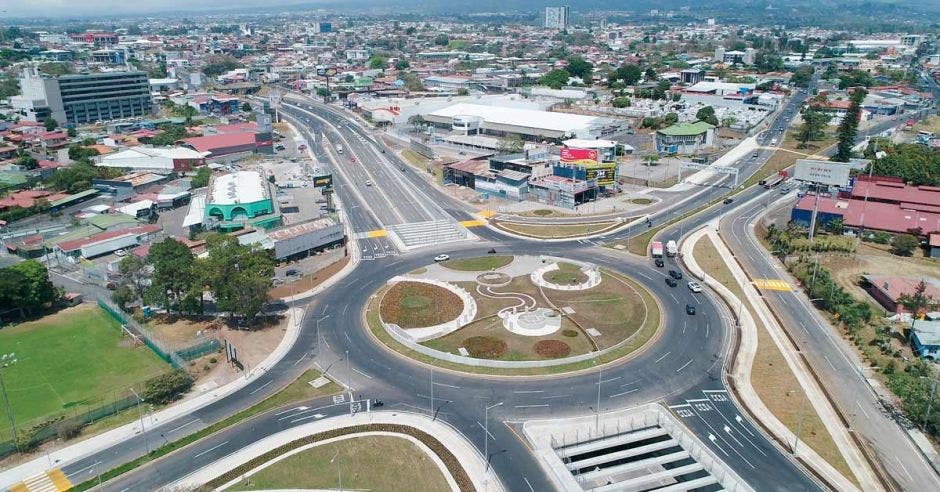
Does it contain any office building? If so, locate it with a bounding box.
[545,6,570,29]
[11,67,152,125]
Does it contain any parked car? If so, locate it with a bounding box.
[286,269,300,277]
[686,304,696,315]
[665,277,678,287]
[669,270,683,280]
[687,281,703,293]
[655,258,664,268]
[114,249,127,257]
[434,254,450,262]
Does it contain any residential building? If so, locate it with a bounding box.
[545,6,570,29]
[911,317,940,359]
[861,275,940,314]
[97,146,208,172]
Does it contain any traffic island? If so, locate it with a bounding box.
[365,255,662,376]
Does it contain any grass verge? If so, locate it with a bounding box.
[440,255,513,271]
[70,369,340,492]
[227,435,450,491]
[494,220,621,239]
[692,235,857,485]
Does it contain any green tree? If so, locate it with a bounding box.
[395,59,410,70]
[0,260,57,316]
[240,102,252,113]
[68,144,100,161]
[119,254,148,301]
[611,97,631,108]
[695,106,719,126]
[790,65,814,88]
[201,55,243,77]
[43,117,58,132]
[191,166,211,188]
[891,233,919,257]
[17,152,38,170]
[0,76,20,99]
[368,56,388,70]
[645,67,657,81]
[203,234,275,324]
[146,238,197,313]
[753,51,784,73]
[796,106,833,148]
[899,279,935,317]
[833,88,866,162]
[38,62,72,76]
[615,64,642,85]
[565,56,593,83]
[67,127,77,137]
[496,134,524,153]
[142,370,193,405]
[539,69,571,90]
[433,34,449,46]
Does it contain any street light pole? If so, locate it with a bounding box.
[923,371,939,432]
[129,387,150,454]
[0,353,18,445]
[596,368,602,431]
[330,449,343,492]
[484,401,503,474]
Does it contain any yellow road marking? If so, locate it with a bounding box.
[48,469,72,491]
[753,278,792,291]
[366,229,387,238]
[9,483,29,492]
[477,209,497,218]
[459,219,486,227]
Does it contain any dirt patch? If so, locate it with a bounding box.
[463,336,507,358]
[381,281,463,328]
[268,256,350,299]
[534,339,571,358]
[146,314,218,348]
[562,329,578,337]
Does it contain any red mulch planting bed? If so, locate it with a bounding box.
[463,336,507,359]
[533,339,571,358]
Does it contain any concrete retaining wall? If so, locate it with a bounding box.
[385,276,477,342]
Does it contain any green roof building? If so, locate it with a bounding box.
[655,121,716,155]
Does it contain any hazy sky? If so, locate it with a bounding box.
[1,0,310,18]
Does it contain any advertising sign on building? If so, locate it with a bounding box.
[793,159,851,187]
[312,174,333,188]
[584,162,617,186]
[560,148,598,162]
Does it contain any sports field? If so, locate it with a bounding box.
[0,305,171,440]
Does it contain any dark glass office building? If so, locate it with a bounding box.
[56,71,152,124]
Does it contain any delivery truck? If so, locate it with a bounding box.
[666,240,678,257]
[651,241,664,258]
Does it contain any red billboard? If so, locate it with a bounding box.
[560,147,598,162]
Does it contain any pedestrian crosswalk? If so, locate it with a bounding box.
[10,469,71,492]
[752,278,792,291]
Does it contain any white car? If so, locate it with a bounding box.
[365,180,373,186]
[114,249,127,257]
[687,281,703,293]
[434,254,450,262]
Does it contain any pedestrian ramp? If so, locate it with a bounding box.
[386,219,472,250]
[752,278,792,291]
[9,469,71,492]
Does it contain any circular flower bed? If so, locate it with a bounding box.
[463,336,508,359]
[533,340,572,358]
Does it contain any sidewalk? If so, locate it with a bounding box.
[171,411,504,492]
[682,225,878,492]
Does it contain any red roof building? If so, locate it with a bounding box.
[178,132,265,158]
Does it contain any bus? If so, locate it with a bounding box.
[760,174,786,189]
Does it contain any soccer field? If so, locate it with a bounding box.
[0,305,171,441]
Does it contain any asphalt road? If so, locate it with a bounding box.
[35,76,938,491]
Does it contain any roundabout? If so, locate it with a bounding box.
[369,254,663,375]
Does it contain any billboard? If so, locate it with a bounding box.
[584,162,617,186]
[312,174,333,188]
[793,160,851,187]
[561,148,598,162]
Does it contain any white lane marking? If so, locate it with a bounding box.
[166,419,199,434]
[514,404,549,409]
[352,367,373,379]
[477,421,496,440]
[194,440,229,459]
[609,389,639,398]
[67,461,102,478]
[655,351,671,363]
[249,380,273,395]
[523,476,535,492]
[824,355,837,371]
[676,359,693,372]
[542,394,571,400]
[670,293,679,303]
[433,382,460,389]
[895,456,914,481]
[513,390,543,394]
[856,401,871,419]
[275,406,308,416]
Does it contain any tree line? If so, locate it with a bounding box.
[113,235,275,324]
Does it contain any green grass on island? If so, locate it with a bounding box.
[440,255,514,271]
[228,435,450,492]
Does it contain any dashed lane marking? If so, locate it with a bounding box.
[752,278,792,291]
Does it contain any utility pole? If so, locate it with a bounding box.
[345,349,351,399]
[0,354,18,446]
[129,387,150,455]
[330,449,343,492]
[793,392,807,454]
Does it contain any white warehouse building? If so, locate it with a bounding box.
[423,103,622,140]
